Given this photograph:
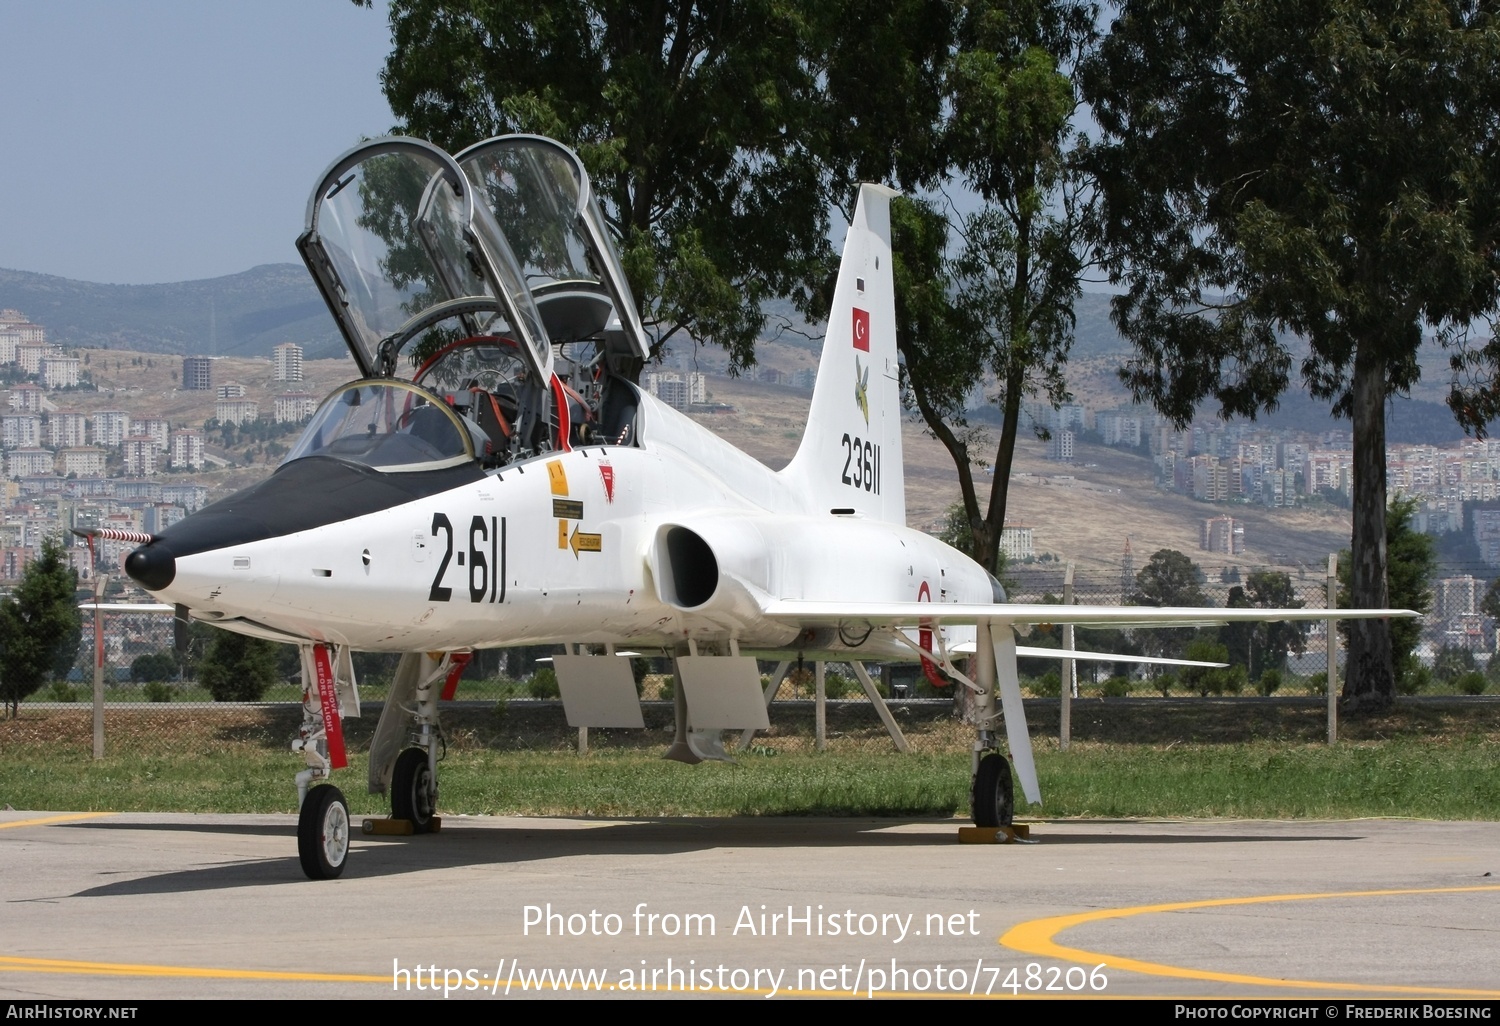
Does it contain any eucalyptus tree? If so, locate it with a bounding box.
[894,0,1099,575]
[1082,0,1500,708]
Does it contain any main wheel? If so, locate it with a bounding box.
[971,752,1015,828]
[391,747,436,833]
[298,784,350,880]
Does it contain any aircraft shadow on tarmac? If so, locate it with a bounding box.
[51,818,1366,897]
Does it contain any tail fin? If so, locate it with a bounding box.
[782,184,904,525]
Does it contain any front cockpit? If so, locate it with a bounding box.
[124,134,655,596]
[291,133,650,477]
[284,380,479,473]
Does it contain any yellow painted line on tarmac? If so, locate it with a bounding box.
[0,812,114,830]
[0,955,386,984]
[1002,884,1500,998]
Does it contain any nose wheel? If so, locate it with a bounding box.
[391,747,437,833]
[298,784,350,880]
[971,752,1015,828]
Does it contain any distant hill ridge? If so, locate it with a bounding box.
[0,264,344,360]
[2,263,1487,443]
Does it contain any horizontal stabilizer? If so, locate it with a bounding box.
[762,599,1417,629]
[1011,646,1227,669]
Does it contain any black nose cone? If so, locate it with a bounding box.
[125,542,176,591]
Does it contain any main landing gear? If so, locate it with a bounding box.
[391,746,438,834]
[367,652,457,836]
[971,750,1015,828]
[965,619,1023,831]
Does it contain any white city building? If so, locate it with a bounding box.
[1,414,41,449]
[273,342,304,382]
[169,430,204,471]
[273,392,316,424]
[47,411,88,449]
[92,410,131,447]
[41,356,80,389]
[215,398,260,425]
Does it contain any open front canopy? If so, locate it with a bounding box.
[298,134,651,384]
[297,139,488,377]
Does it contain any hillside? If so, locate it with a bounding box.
[0,264,343,359]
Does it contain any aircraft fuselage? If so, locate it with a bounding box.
[144,389,993,657]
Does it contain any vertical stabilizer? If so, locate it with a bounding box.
[782,184,904,524]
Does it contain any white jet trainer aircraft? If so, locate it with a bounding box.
[112,135,1411,879]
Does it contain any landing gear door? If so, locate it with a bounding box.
[296,137,528,378]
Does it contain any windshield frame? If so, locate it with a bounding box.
[281,378,478,474]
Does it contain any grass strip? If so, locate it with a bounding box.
[2,738,1497,820]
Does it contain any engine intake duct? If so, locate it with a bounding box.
[656,525,719,609]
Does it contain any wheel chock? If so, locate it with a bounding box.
[362,818,413,836]
[362,816,445,835]
[957,823,1032,844]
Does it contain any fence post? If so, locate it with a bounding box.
[1326,552,1338,745]
[814,661,826,752]
[1061,562,1074,751]
[91,576,107,761]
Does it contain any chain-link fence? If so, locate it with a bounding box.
[8,558,1495,758]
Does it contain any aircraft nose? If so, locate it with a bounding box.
[124,541,176,591]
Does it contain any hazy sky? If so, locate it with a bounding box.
[0,2,397,284]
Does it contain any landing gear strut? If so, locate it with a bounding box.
[297,784,350,879]
[292,643,360,879]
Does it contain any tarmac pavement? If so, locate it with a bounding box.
[1,811,1497,1000]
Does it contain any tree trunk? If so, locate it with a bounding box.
[982,363,1026,576]
[1343,346,1394,711]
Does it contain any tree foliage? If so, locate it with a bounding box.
[1081,0,1500,709]
[1338,497,1435,695]
[130,650,178,684]
[363,0,953,370]
[894,0,1098,574]
[1129,548,1206,658]
[1,537,82,717]
[1219,571,1308,679]
[1130,549,1206,608]
[198,630,281,703]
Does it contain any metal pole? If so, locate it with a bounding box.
[814,661,826,752]
[1061,562,1074,751]
[92,575,108,760]
[1326,552,1338,745]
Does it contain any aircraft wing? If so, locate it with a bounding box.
[760,600,1417,629]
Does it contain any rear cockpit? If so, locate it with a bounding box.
[291,134,649,475]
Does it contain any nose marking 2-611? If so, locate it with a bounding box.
[428,513,506,604]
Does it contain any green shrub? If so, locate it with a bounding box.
[526,667,559,699]
[1456,671,1487,696]
[1100,675,1131,698]
[199,632,279,702]
[1029,671,1061,698]
[142,681,174,703]
[1257,669,1283,697]
[1398,664,1431,696]
[1154,671,1177,697]
[823,672,855,699]
[47,680,78,702]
